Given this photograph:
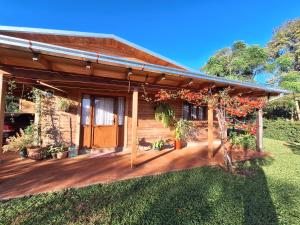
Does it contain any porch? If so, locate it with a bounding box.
[0,141,266,200]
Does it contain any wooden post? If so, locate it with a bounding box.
[131,87,138,168]
[207,106,214,158]
[0,72,7,155]
[124,95,129,149]
[256,108,263,152]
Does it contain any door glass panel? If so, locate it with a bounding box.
[198,107,204,120]
[94,97,114,125]
[183,102,189,120]
[81,95,91,125]
[117,97,125,125]
[191,105,197,120]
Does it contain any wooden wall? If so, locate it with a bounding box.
[39,89,80,146]
[127,97,219,147]
[38,87,218,149]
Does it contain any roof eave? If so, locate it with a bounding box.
[0,34,291,96]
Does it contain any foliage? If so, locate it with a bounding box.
[264,119,300,143]
[153,139,165,150]
[3,124,35,152]
[279,71,300,92]
[267,18,300,72]
[154,102,175,128]
[202,41,268,80]
[57,98,72,112]
[266,18,300,92]
[48,142,69,154]
[5,79,19,113]
[264,95,297,119]
[1,139,300,225]
[229,131,256,150]
[174,118,193,140]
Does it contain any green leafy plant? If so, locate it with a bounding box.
[5,79,19,113]
[3,124,35,152]
[229,131,256,150]
[155,103,175,128]
[49,142,69,153]
[57,98,72,112]
[174,119,192,140]
[153,139,165,150]
[264,119,300,143]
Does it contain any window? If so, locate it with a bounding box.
[117,97,125,125]
[182,102,207,120]
[81,95,91,125]
[94,97,114,125]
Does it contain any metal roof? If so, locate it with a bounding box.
[0,25,192,71]
[0,33,291,95]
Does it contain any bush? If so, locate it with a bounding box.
[229,132,256,150]
[264,119,300,143]
[264,97,296,120]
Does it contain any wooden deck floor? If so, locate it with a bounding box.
[0,142,266,200]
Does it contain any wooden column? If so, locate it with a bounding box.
[131,87,138,168]
[124,95,129,149]
[256,108,263,152]
[207,106,214,158]
[0,72,7,155]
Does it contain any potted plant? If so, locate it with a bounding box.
[174,119,192,150]
[54,143,69,159]
[3,124,35,158]
[47,145,57,159]
[153,139,165,150]
[27,144,43,160]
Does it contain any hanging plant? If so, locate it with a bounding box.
[154,103,175,128]
[57,98,72,112]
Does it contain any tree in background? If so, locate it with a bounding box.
[202,41,268,81]
[266,18,300,119]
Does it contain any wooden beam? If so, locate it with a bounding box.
[32,54,52,70]
[207,106,214,158]
[131,87,138,168]
[179,78,193,87]
[153,74,166,84]
[256,108,263,152]
[0,71,7,155]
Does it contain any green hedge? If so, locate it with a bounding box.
[264,119,300,143]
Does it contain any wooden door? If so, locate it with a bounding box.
[92,97,117,148]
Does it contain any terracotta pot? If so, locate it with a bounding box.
[57,151,68,159]
[27,146,43,160]
[175,139,182,150]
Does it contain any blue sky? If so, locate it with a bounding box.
[0,0,299,83]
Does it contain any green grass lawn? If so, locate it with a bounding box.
[1,138,300,225]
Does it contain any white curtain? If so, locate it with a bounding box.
[183,103,189,119]
[198,107,204,120]
[117,97,125,125]
[81,96,91,125]
[191,105,197,120]
[94,97,114,125]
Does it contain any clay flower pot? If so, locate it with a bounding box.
[57,151,68,159]
[175,139,182,150]
[27,146,43,160]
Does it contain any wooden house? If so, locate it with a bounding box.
[0,26,289,166]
